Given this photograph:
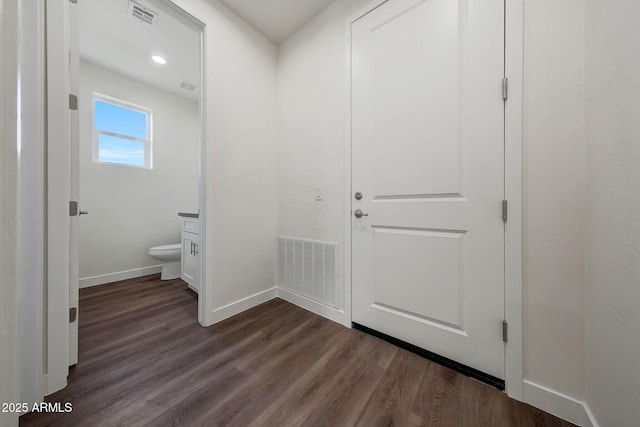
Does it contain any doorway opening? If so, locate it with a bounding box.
[74,0,206,353]
[46,0,207,393]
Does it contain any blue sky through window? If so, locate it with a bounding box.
[95,98,149,167]
[98,134,145,167]
[95,100,147,139]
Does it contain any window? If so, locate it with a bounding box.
[93,93,152,168]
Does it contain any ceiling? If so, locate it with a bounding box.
[78,0,201,101]
[78,0,338,99]
[218,0,338,44]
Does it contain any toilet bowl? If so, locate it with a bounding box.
[149,243,181,280]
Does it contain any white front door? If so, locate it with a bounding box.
[351,0,506,379]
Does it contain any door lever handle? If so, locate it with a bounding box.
[79,210,89,216]
[354,209,368,218]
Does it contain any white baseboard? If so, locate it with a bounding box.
[277,287,347,326]
[79,265,163,288]
[582,403,600,427]
[208,286,347,327]
[523,380,599,427]
[210,287,278,324]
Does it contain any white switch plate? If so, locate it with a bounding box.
[315,185,323,201]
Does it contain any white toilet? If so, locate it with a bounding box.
[149,243,181,280]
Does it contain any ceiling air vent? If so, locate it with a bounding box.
[179,81,199,92]
[128,1,157,25]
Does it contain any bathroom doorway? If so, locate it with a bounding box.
[70,0,206,364]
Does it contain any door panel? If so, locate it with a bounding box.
[69,0,80,367]
[46,0,72,392]
[351,0,505,378]
[373,226,464,328]
[371,0,461,197]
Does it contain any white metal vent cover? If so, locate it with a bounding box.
[128,1,157,25]
[276,236,338,309]
[178,81,199,92]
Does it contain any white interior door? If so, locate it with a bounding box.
[351,0,506,379]
[69,0,80,367]
[46,0,72,393]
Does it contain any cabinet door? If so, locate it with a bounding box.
[181,232,199,292]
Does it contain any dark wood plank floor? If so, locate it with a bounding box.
[20,275,575,427]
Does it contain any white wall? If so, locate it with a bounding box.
[0,0,20,425]
[78,60,200,284]
[173,0,279,320]
[277,0,587,408]
[277,0,370,312]
[584,1,640,425]
[522,0,585,398]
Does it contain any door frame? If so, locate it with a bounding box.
[45,0,209,394]
[343,0,524,400]
[154,0,210,328]
[46,0,72,394]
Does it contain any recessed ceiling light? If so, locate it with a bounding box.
[152,55,166,65]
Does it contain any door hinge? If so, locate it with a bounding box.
[69,94,78,110]
[502,78,508,100]
[502,320,508,343]
[69,307,77,323]
[502,200,508,222]
[69,200,78,217]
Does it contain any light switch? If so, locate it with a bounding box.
[315,185,323,201]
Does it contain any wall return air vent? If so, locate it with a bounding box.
[179,81,199,92]
[128,1,157,25]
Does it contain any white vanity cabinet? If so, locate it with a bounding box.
[179,214,200,293]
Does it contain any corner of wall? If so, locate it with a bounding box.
[522,0,586,405]
[583,2,640,425]
[210,287,278,324]
[523,380,596,426]
[188,0,278,320]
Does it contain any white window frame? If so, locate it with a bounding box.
[92,92,153,169]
